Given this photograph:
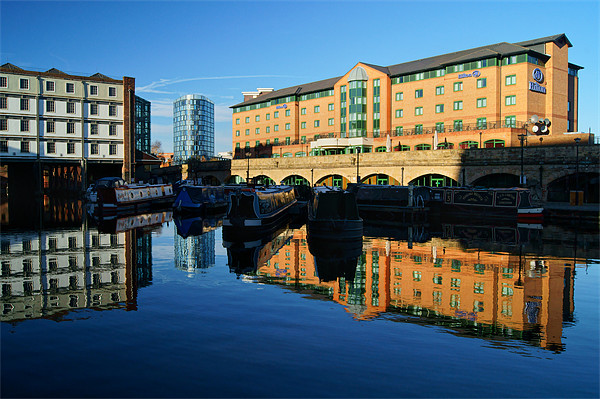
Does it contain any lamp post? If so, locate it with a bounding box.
[356,148,361,184]
[518,134,527,187]
[245,151,251,184]
[311,168,314,186]
[479,131,482,148]
[574,137,581,205]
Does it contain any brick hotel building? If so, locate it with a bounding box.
[231,34,583,159]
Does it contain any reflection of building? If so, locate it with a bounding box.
[0,226,152,322]
[173,95,214,165]
[135,96,151,154]
[256,228,577,351]
[174,230,215,272]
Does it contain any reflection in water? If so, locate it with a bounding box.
[174,216,219,272]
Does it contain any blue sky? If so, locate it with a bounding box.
[2,0,598,153]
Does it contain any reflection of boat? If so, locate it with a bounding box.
[175,215,223,238]
[223,185,296,239]
[95,210,173,234]
[173,185,227,214]
[307,186,363,241]
[363,221,431,243]
[429,187,543,222]
[92,177,176,215]
[308,232,362,283]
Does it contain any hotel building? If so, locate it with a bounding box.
[231,34,582,158]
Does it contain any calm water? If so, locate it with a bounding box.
[1,206,599,398]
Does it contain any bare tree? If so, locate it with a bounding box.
[151,140,163,155]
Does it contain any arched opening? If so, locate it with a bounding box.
[282,175,310,186]
[253,175,276,185]
[202,175,221,186]
[361,174,400,185]
[225,175,245,184]
[394,144,410,152]
[459,140,478,149]
[436,142,454,149]
[294,151,306,157]
[415,144,431,151]
[472,173,519,188]
[375,146,387,152]
[484,139,505,148]
[282,152,293,158]
[410,174,459,187]
[547,172,599,203]
[316,174,351,189]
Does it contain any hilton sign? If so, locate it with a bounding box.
[529,68,546,94]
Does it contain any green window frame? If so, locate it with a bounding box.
[476,98,487,108]
[328,103,334,111]
[415,143,431,150]
[505,115,516,127]
[235,118,240,125]
[301,136,306,144]
[245,129,249,135]
[485,139,505,148]
[266,139,270,145]
[453,101,463,110]
[274,124,279,132]
[415,89,423,98]
[415,107,423,116]
[436,86,444,95]
[266,113,270,120]
[477,78,487,88]
[453,120,463,131]
[459,140,478,149]
[477,117,487,129]
[395,126,403,136]
[415,124,423,134]
[274,111,279,118]
[395,92,404,101]
[274,138,279,144]
[285,123,290,130]
[505,74,516,86]
[328,118,334,126]
[245,116,250,123]
[245,141,250,148]
[453,82,463,92]
[285,137,290,145]
[314,120,320,127]
[301,108,306,115]
[435,104,444,113]
[314,105,320,113]
[255,140,260,147]
[395,109,403,118]
[505,95,516,106]
[435,122,445,133]
[301,122,306,129]
[235,142,240,148]
[255,128,260,134]
[255,115,260,122]
[285,109,291,117]
[266,126,270,133]
[235,130,240,136]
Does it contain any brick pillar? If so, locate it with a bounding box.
[123,77,136,182]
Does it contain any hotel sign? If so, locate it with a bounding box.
[458,70,481,79]
[276,104,288,109]
[529,68,546,94]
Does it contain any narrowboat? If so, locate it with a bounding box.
[222,185,297,239]
[173,185,227,214]
[307,186,363,242]
[91,177,176,215]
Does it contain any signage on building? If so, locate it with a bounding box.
[529,81,547,94]
[276,104,287,109]
[458,70,480,79]
[532,68,544,83]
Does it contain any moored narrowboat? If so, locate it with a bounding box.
[92,177,176,215]
[173,185,227,214]
[307,186,363,241]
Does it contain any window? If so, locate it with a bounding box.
[66,83,75,93]
[235,142,240,148]
[255,115,260,122]
[67,122,75,134]
[245,129,249,136]
[20,79,29,89]
[505,75,516,86]
[285,137,290,145]
[255,128,260,134]
[47,121,55,133]
[301,136,306,144]
[453,101,463,111]
[47,142,55,154]
[20,119,29,132]
[109,105,116,116]
[90,124,98,135]
[0,77,7,88]
[395,109,403,118]
[301,122,306,129]
[90,85,98,95]
[301,108,306,115]
[109,125,117,135]
[505,95,516,106]
[46,81,55,91]
[90,104,98,115]
[477,98,487,108]
[328,118,334,126]
[265,139,270,145]
[274,125,279,132]
[415,89,423,98]
[67,102,75,113]
[285,109,290,117]
[436,86,444,95]
[0,140,7,152]
[328,103,334,111]
[477,117,487,129]
[274,138,279,144]
[314,120,320,127]
[21,141,29,153]
[235,118,240,125]
[274,111,279,118]
[66,143,75,154]
[109,144,117,155]
[415,107,423,116]
[314,105,320,113]
[266,113,270,120]
[435,122,444,132]
[477,78,487,88]
[20,98,29,111]
[485,139,505,148]
[0,119,6,131]
[415,124,423,134]
[453,82,463,92]
[285,123,291,130]
[415,143,430,150]
[0,97,6,109]
[266,126,270,133]
[435,104,444,113]
[505,115,516,127]
[453,120,463,131]
[46,100,55,112]
[395,92,404,101]
[255,140,260,147]
[90,143,98,154]
[459,140,478,149]
[235,130,240,137]
[108,87,116,97]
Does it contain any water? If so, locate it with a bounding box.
[1,208,599,398]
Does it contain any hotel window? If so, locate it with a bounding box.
[453,82,463,92]
[450,294,460,309]
[435,104,444,113]
[415,89,423,98]
[485,139,506,148]
[108,87,116,97]
[505,75,516,86]
[436,86,444,95]
[91,124,98,135]
[301,122,306,129]
[415,124,423,134]
[109,105,116,116]
[90,104,98,115]
[0,77,7,87]
[67,122,75,134]
[474,301,484,313]
[477,117,487,129]
[476,98,487,108]
[20,98,29,111]
[477,78,487,88]
[245,117,250,123]
[66,83,75,93]
[255,115,260,122]
[47,142,55,154]
[274,125,279,132]
[67,102,75,113]
[245,129,249,135]
[301,108,306,115]
[90,85,98,95]
[455,64,465,72]
[475,59,488,68]
[314,105,320,113]
[453,101,463,111]
[0,97,6,109]
[395,109,403,118]
[109,144,117,155]
[0,140,7,152]
[255,128,260,134]
[415,107,423,116]
[266,113,270,120]
[285,137,291,145]
[474,282,485,294]
[21,141,29,153]
[435,122,444,133]
[285,123,291,130]
[245,141,250,148]
[20,119,29,132]
[314,120,320,127]
[274,111,279,118]
[235,142,240,148]
[453,120,463,131]
[47,121,55,133]
[46,81,55,91]
[395,92,403,101]
[235,130,240,136]
[505,95,516,106]
[285,109,291,117]
[91,143,98,155]
[46,100,55,112]
[395,126,403,136]
[328,118,334,126]
[20,78,29,89]
[255,140,260,147]
[109,125,117,135]
[235,118,240,125]
[415,143,430,150]
[266,139,270,145]
[328,103,334,111]
[505,116,516,127]
[274,138,279,144]
[266,126,270,133]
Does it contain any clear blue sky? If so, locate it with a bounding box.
[2,0,598,153]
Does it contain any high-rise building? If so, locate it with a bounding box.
[134,95,151,154]
[173,94,214,164]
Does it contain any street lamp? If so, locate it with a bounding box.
[245,151,251,185]
[479,131,482,148]
[311,168,314,187]
[518,134,527,187]
[574,137,581,205]
[356,147,361,184]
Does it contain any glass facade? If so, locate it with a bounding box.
[173,94,214,164]
[135,96,151,154]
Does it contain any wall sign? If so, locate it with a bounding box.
[458,70,480,79]
[529,81,547,94]
[276,104,288,109]
[532,68,544,83]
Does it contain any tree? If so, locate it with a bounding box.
[151,140,163,155]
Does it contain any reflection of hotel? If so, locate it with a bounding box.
[257,228,576,351]
[174,230,216,272]
[0,226,152,322]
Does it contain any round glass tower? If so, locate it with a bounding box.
[173,94,214,164]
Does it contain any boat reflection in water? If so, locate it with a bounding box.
[247,220,588,353]
[174,215,221,273]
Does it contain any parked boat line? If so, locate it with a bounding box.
[173,185,227,214]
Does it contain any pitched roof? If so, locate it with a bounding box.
[1,63,23,71]
[516,33,572,48]
[45,68,67,74]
